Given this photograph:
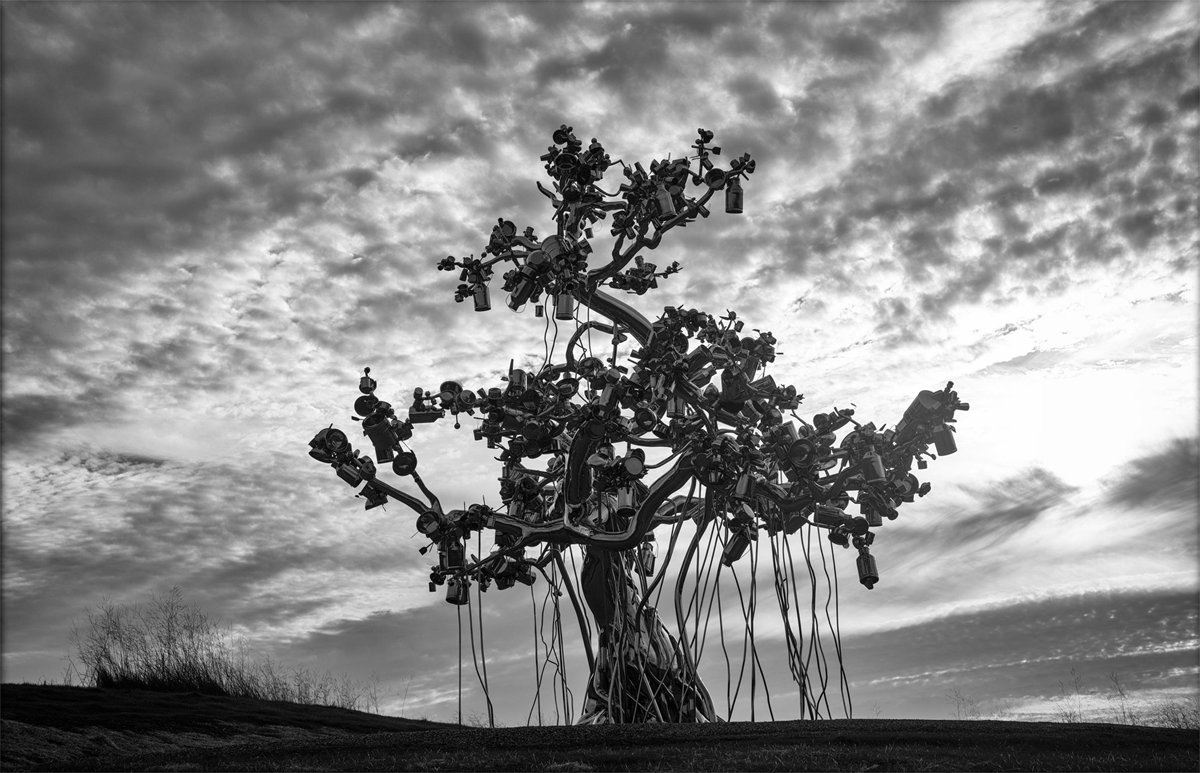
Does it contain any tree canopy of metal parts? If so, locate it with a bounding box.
[308,126,970,725]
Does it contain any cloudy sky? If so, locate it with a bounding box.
[3,1,1197,725]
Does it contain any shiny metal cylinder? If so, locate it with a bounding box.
[438,381,462,404]
[555,292,574,320]
[725,178,743,214]
[353,394,379,417]
[445,577,470,605]
[392,451,417,476]
[733,472,756,500]
[861,451,886,483]
[362,413,396,463]
[336,463,362,487]
[473,284,491,312]
[787,438,816,467]
[416,511,442,538]
[933,424,957,455]
[813,504,844,528]
[443,540,464,570]
[690,364,716,387]
[721,529,751,566]
[857,553,879,589]
[686,345,713,374]
[616,485,636,517]
[666,392,689,419]
[749,375,776,393]
[507,276,535,311]
[633,407,657,431]
[638,541,656,576]
[655,183,676,217]
[541,237,565,263]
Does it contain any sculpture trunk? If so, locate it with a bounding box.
[576,547,716,723]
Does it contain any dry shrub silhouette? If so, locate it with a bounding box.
[70,587,381,712]
[1146,696,1200,730]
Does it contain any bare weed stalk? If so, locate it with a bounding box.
[70,586,390,712]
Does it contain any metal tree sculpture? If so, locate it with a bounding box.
[309,126,969,725]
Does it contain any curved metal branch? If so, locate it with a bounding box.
[410,470,443,514]
[565,320,620,369]
[573,286,654,347]
[488,453,695,552]
[565,429,601,507]
[367,478,440,517]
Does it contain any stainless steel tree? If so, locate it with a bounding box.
[308,126,969,724]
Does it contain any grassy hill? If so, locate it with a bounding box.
[3,683,1197,771]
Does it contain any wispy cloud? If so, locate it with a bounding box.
[1106,437,1199,509]
[842,585,1200,720]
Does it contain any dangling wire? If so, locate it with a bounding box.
[584,298,593,359]
[536,566,561,724]
[476,533,495,728]
[783,527,817,719]
[467,577,495,728]
[541,306,560,375]
[551,559,573,722]
[808,528,833,718]
[671,490,713,706]
[748,535,756,722]
[821,535,841,717]
[692,523,725,666]
[748,530,775,720]
[771,526,809,720]
[561,548,594,672]
[727,535,752,717]
[830,542,852,718]
[644,480,697,615]
[540,297,552,369]
[456,603,464,726]
[716,547,734,719]
[528,582,544,726]
[682,519,712,658]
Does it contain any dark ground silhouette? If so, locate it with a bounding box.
[3,683,1196,771]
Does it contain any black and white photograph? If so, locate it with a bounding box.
[2,1,1197,770]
